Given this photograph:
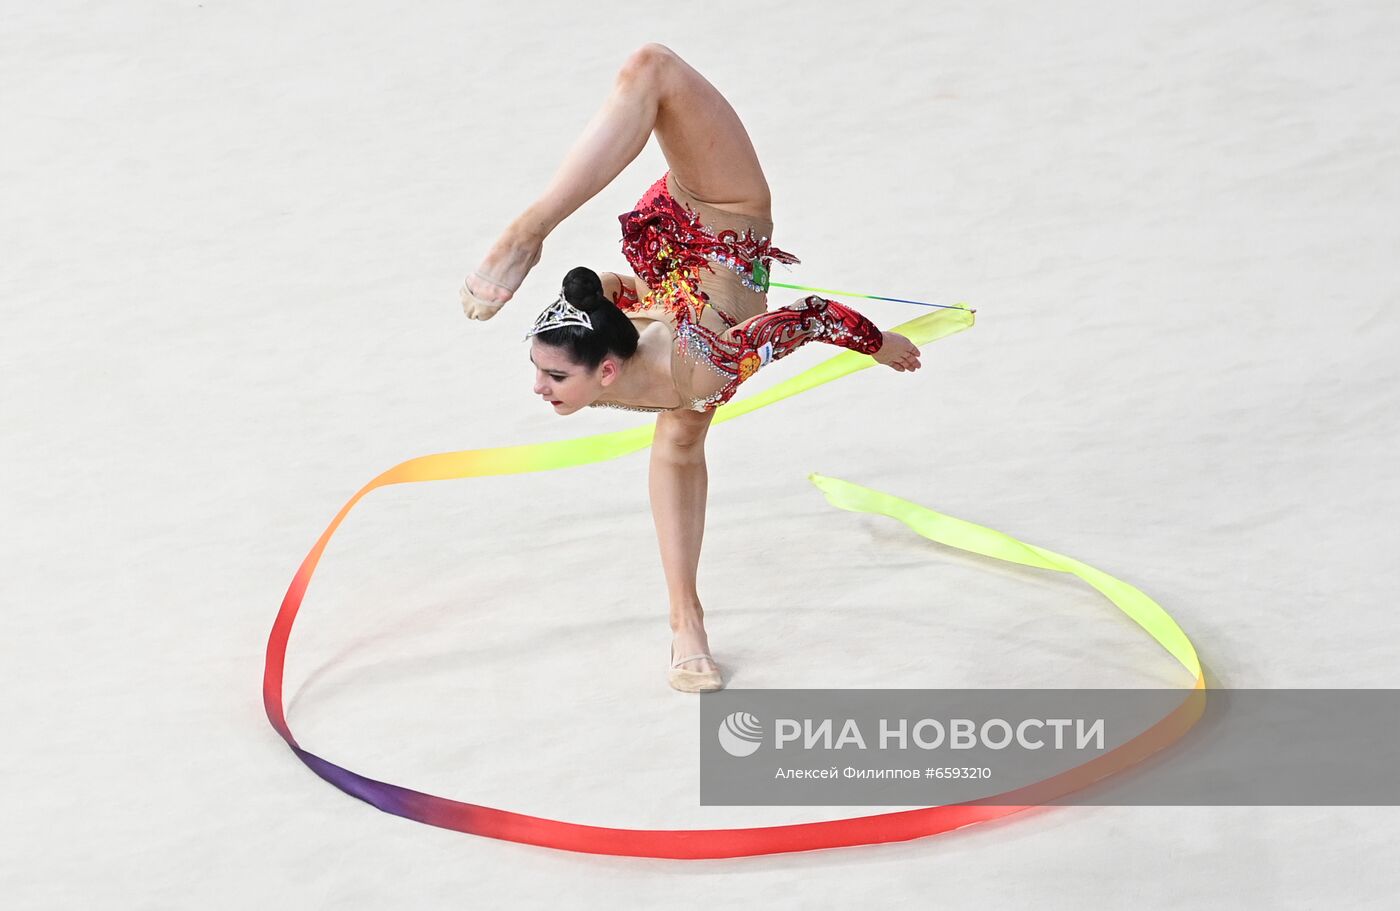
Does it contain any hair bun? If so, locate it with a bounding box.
[561,265,610,313]
[536,265,641,367]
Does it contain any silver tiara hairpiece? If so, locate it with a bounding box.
[522,290,593,341]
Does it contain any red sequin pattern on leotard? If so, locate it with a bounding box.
[601,172,880,413]
[617,171,800,328]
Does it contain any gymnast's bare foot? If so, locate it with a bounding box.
[460,226,545,320]
[872,331,921,372]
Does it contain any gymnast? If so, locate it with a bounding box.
[460,43,923,693]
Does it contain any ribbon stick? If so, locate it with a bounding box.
[769,280,975,313]
[264,304,1205,858]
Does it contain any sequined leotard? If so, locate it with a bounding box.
[588,170,885,414]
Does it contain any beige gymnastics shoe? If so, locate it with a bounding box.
[669,643,724,693]
[460,274,509,321]
[459,233,544,320]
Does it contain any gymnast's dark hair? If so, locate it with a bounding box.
[534,266,640,369]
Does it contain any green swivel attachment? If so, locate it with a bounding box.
[751,257,770,292]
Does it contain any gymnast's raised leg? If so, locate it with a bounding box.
[461,43,771,316]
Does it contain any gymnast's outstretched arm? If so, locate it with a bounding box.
[682,295,920,403]
[733,293,920,364]
[723,295,887,359]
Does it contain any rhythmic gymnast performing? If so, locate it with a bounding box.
[263,40,1198,860]
[460,43,923,694]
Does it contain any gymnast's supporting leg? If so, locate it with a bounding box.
[649,409,720,679]
[464,47,669,306]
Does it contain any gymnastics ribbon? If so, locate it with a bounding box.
[264,304,1206,859]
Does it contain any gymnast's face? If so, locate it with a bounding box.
[530,340,616,414]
